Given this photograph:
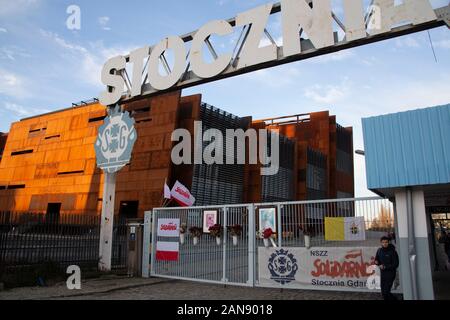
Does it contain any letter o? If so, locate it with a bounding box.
[148,36,186,90]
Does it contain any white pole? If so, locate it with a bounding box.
[98,172,117,271]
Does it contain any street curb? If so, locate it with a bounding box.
[29,278,176,300]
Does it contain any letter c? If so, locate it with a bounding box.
[191,20,233,79]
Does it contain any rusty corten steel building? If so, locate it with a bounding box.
[0,91,354,218]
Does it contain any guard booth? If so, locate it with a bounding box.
[126,218,144,276]
[362,103,450,300]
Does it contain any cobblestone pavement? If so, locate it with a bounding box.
[0,276,391,300]
[0,276,165,300]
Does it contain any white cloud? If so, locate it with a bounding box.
[0,46,31,60]
[304,78,350,104]
[242,64,302,88]
[395,36,420,48]
[2,102,50,118]
[40,29,87,54]
[0,0,40,16]
[310,49,355,63]
[260,36,283,48]
[434,39,450,49]
[0,27,7,33]
[40,29,136,88]
[98,16,111,31]
[0,69,28,97]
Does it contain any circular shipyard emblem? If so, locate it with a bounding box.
[95,104,137,173]
[268,249,299,285]
[350,222,359,235]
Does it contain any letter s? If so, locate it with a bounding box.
[99,55,126,106]
[310,259,322,277]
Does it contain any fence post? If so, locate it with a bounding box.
[150,210,157,277]
[277,204,282,247]
[141,211,152,278]
[222,206,228,283]
[247,204,255,286]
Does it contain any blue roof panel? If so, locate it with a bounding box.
[362,104,450,190]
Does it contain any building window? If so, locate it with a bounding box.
[8,184,26,190]
[45,135,61,140]
[88,116,106,123]
[11,149,33,156]
[57,170,84,176]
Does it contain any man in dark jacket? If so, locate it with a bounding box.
[375,236,400,300]
[439,231,450,263]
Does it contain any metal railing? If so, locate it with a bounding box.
[0,211,128,273]
[148,197,397,292]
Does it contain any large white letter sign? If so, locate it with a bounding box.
[343,0,366,41]
[148,36,187,90]
[191,20,233,78]
[129,46,149,97]
[98,0,447,103]
[99,56,126,106]
[281,0,334,57]
[368,0,437,35]
[236,3,277,68]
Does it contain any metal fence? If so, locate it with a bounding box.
[0,212,128,273]
[147,197,397,292]
[150,204,253,286]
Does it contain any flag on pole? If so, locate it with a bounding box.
[170,180,195,207]
[156,241,179,261]
[164,179,172,200]
[325,217,366,241]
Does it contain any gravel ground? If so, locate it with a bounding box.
[0,276,389,300]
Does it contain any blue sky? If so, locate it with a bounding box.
[0,0,449,197]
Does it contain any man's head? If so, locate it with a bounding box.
[380,236,390,248]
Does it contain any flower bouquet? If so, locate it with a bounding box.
[209,224,223,245]
[179,223,187,244]
[261,227,277,248]
[227,224,243,246]
[189,226,202,246]
[298,224,313,249]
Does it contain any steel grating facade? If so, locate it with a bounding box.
[261,133,295,202]
[190,103,248,206]
[306,147,327,200]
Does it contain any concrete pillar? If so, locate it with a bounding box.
[98,172,117,271]
[394,188,434,300]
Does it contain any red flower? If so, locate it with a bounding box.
[208,224,223,237]
[263,228,275,239]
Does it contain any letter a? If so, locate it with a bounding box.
[66,265,81,290]
[66,5,81,30]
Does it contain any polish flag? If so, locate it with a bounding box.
[164,180,172,200]
[170,180,195,207]
[156,241,179,261]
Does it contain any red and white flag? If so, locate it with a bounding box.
[170,180,195,207]
[164,179,172,200]
[156,241,179,261]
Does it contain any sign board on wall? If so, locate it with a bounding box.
[157,218,180,237]
[258,247,401,292]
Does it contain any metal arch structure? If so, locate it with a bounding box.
[105,0,450,105]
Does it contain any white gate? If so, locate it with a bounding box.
[143,197,401,293]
